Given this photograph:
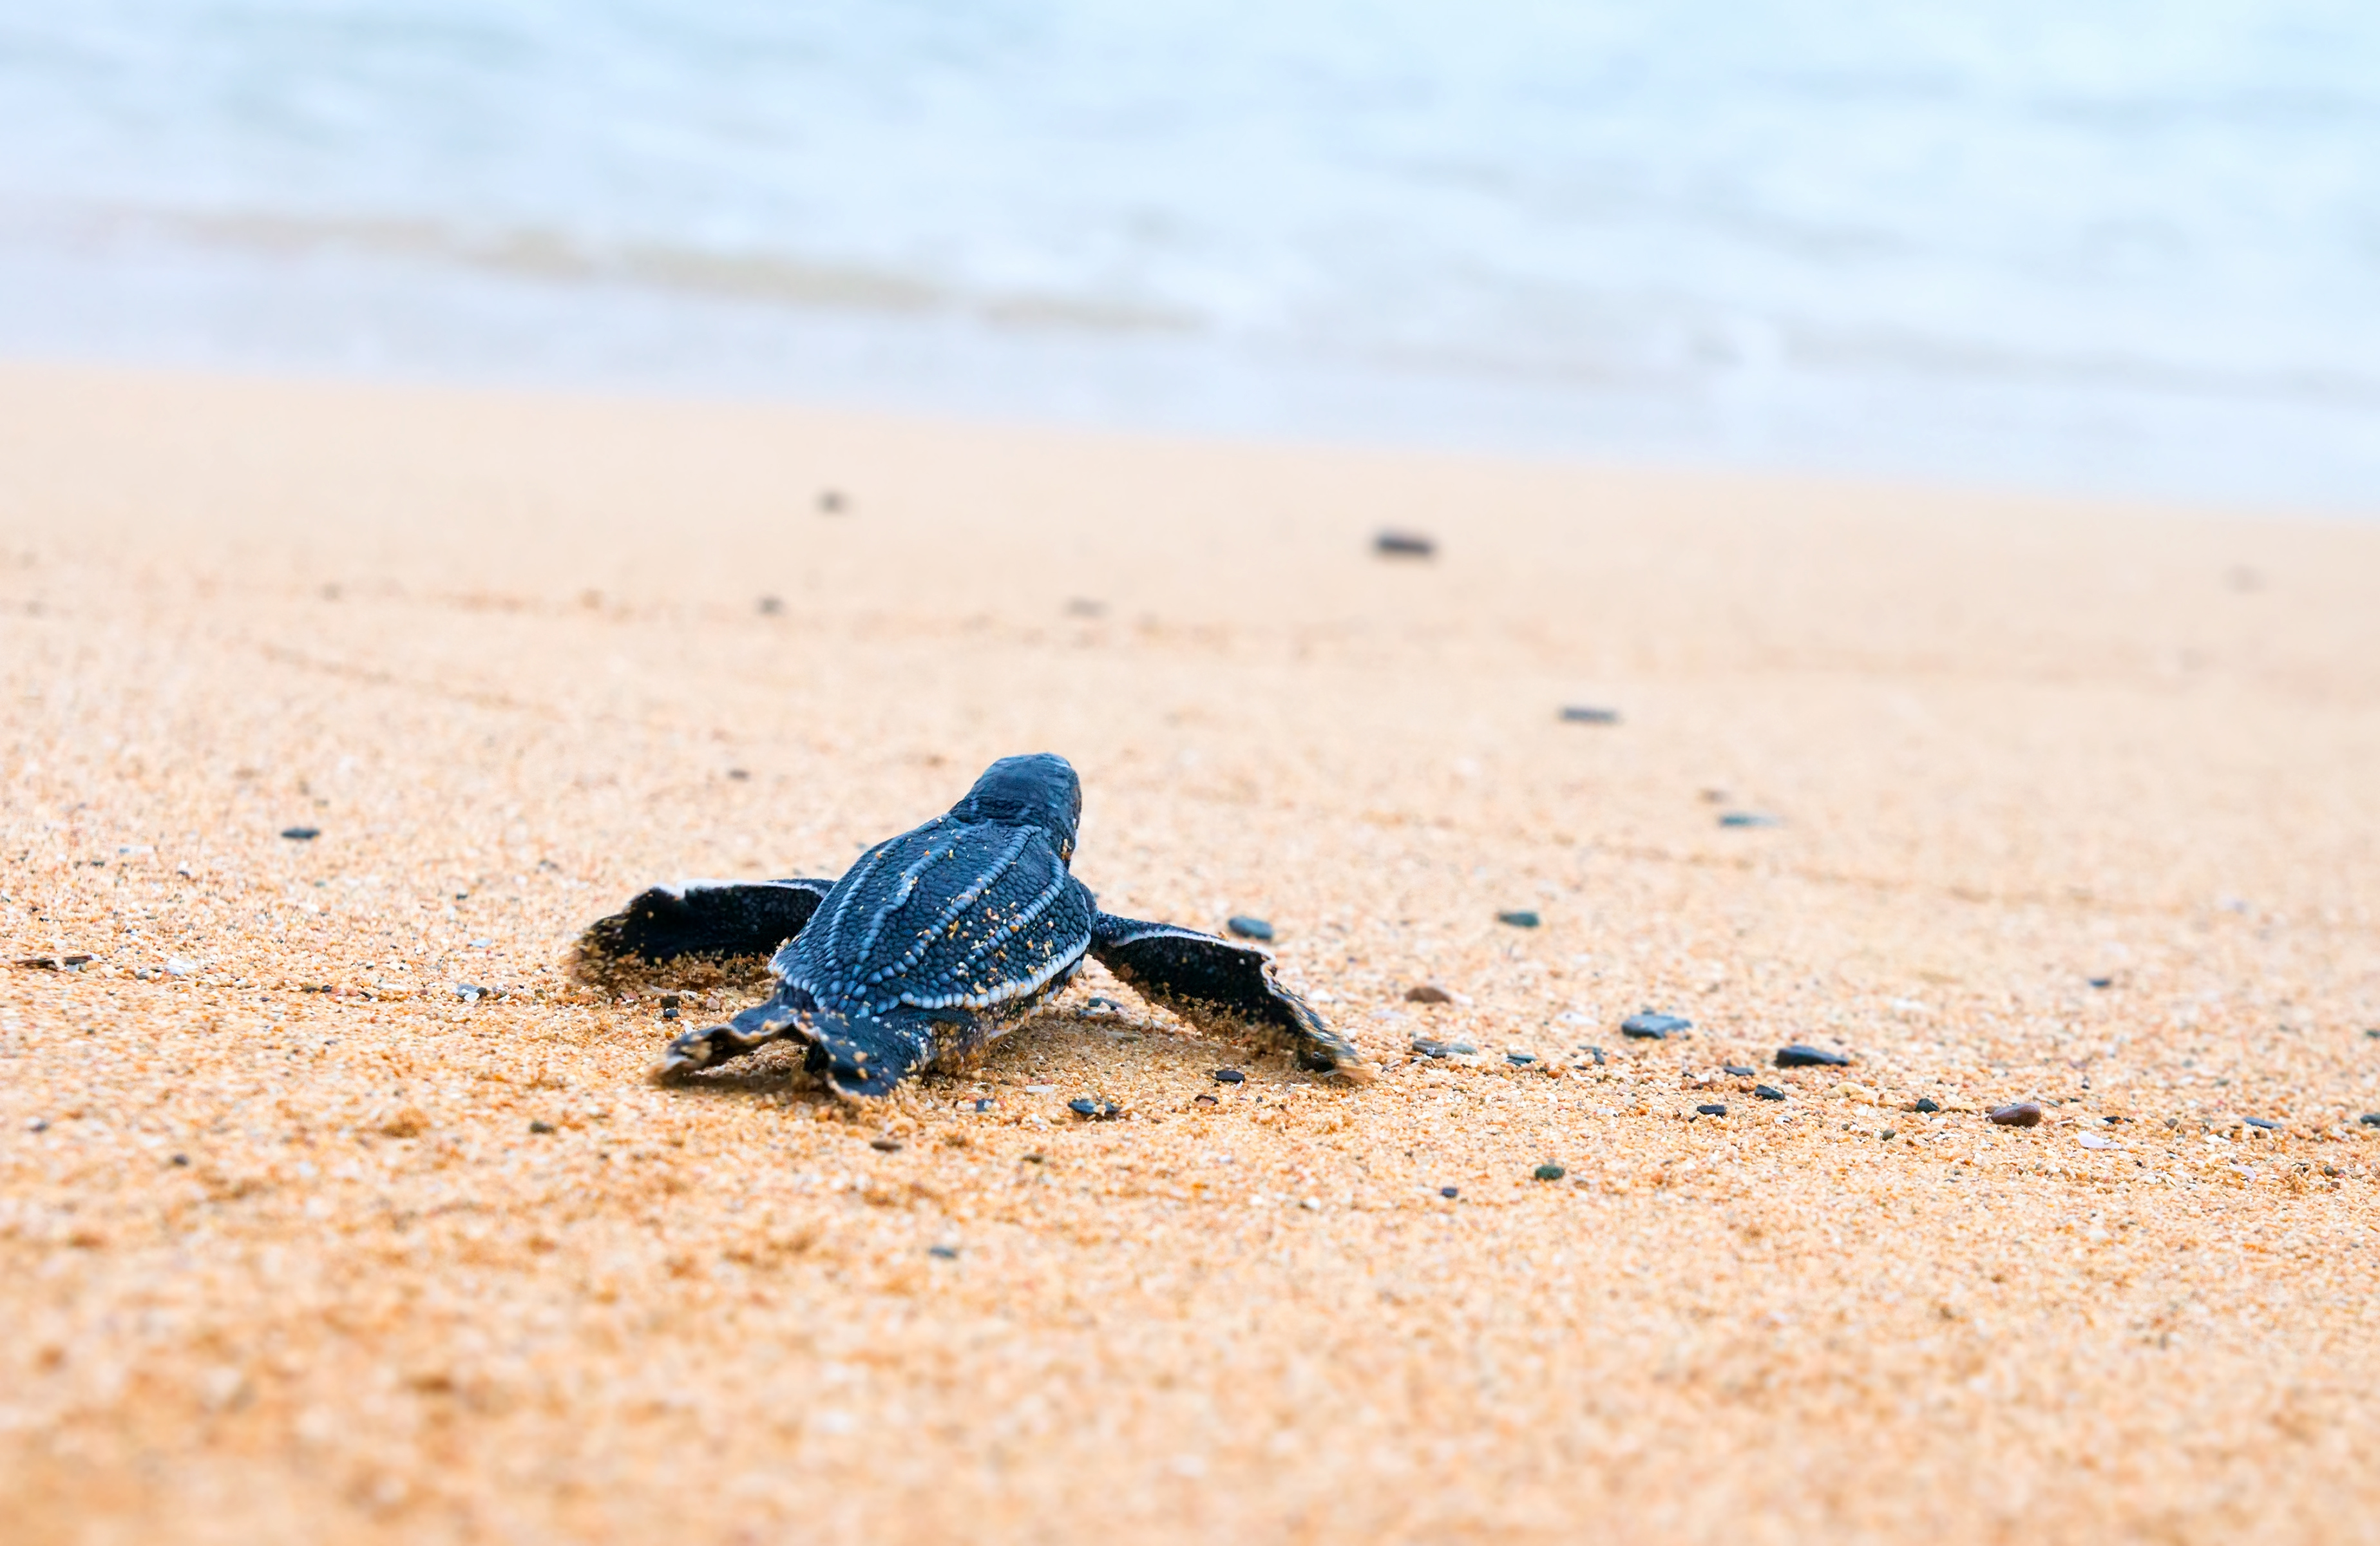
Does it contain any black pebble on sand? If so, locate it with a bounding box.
[1533,1164,1566,1181]
[1624,1013,1691,1039]
[1507,1052,1536,1065]
[1413,1038,1449,1058]
[1497,910,1541,928]
[1914,1098,1941,1113]
[1226,915,1274,940]
[2244,1116,2280,1130]
[1755,1085,1787,1101]
[280,826,320,841]
[1776,1044,1852,1068]
[1374,530,1435,558]
[928,1245,958,1260]
[1559,706,1620,725]
[1441,1186,1459,1199]
[1718,812,1780,828]
[1069,1098,1121,1120]
[2088,976,2113,989]
[2361,1113,2380,1126]
[1988,1102,2044,1127]
[870,1138,903,1152]
[1212,1068,1246,1084]
[1695,1103,1727,1117]
[1724,1064,1756,1077]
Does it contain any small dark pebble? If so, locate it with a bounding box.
[1724,1064,1756,1078]
[817,488,848,513]
[1776,1044,1851,1068]
[971,1098,994,1112]
[2366,1029,2380,1039]
[1068,1099,1121,1120]
[1754,1085,1787,1101]
[2243,1116,2280,1131]
[1440,1186,1459,1199]
[1497,910,1541,928]
[1879,1130,1896,1141]
[726,768,750,781]
[928,1245,959,1260]
[528,1120,555,1134]
[1193,1094,1218,1106]
[1718,812,1780,828]
[15,953,94,970]
[756,595,785,616]
[1022,1153,1044,1163]
[2104,1114,2126,1123]
[1405,984,1453,1004]
[660,1007,678,1021]
[1695,1103,1728,1117]
[171,1153,189,1166]
[2361,1113,2380,1127]
[1582,1046,1606,1066]
[1374,530,1435,558]
[1559,705,1620,725]
[1623,1013,1691,1039]
[1085,995,1125,1012]
[2087,976,2113,989]
[1212,1068,1246,1084]
[870,1138,904,1152]
[1914,1098,1942,1113]
[1988,1102,2044,1127]
[1412,1038,1449,1058]
[1506,1052,1536,1066]
[280,826,321,841]
[660,993,681,1009]
[1532,1164,1566,1181]
[1226,915,1274,941]
[28,1118,49,1133]
[1446,1042,1478,1055]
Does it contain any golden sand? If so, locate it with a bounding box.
[3,363,2377,1543]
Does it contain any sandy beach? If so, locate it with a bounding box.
[3,361,2378,1543]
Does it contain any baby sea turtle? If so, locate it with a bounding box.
[575,753,1367,1098]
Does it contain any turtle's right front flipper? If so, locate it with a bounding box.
[1089,913,1369,1083]
[575,878,835,984]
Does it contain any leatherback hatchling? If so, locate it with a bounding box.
[575,752,1367,1098]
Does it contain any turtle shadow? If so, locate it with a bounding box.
[656,998,1324,1107]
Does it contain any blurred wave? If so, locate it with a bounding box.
[1,0,2375,507]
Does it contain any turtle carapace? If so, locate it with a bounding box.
[574,752,1366,1098]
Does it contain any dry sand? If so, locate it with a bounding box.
[3,362,2378,1543]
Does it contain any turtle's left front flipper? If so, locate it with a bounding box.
[575,878,835,984]
[1089,913,1369,1082]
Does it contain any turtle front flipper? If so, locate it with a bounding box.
[576,879,836,986]
[1089,914,1369,1083]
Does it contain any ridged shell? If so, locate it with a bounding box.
[774,814,1092,1016]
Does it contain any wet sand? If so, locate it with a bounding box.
[3,362,2378,1543]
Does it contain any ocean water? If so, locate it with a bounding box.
[2,0,2376,509]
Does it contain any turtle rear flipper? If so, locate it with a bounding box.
[655,993,937,1102]
[654,989,810,1078]
[1089,914,1369,1082]
[576,879,835,984]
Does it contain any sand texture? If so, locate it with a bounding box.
[4,364,2379,1543]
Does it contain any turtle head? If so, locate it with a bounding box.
[951,753,1083,862]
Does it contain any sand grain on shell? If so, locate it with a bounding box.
[3,364,2379,1543]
